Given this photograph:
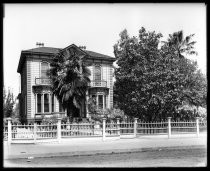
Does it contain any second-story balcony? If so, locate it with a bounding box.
[89,80,107,88]
[35,78,107,88]
[35,77,51,85]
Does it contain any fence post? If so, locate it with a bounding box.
[102,118,106,141]
[168,117,171,138]
[134,118,138,138]
[57,118,61,143]
[34,122,37,143]
[116,118,120,137]
[196,117,200,137]
[7,118,12,144]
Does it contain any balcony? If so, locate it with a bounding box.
[35,77,51,85]
[89,80,107,88]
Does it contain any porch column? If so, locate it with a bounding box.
[86,91,89,118]
[41,93,44,113]
[96,94,98,109]
[102,94,105,110]
[35,94,37,114]
[49,93,52,113]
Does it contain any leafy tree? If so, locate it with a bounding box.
[3,87,15,118]
[48,48,91,119]
[161,30,207,112]
[114,27,206,121]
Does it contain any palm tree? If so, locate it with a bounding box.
[163,30,198,58]
[48,48,91,119]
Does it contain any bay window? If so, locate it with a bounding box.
[98,95,103,109]
[37,94,42,113]
[36,93,55,113]
[91,94,107,110]
[44,94,49,112]
[51,95,54,112]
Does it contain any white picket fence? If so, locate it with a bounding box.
[3,117,207,144]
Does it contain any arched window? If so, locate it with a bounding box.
[41,62,49,78]
[94,64,101,81]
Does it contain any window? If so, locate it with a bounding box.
[44,94,49,112]
[95,65,101,80]
[36,93,55,113]
[37,94,42,113]
[104,95,106,109]
[41,62,49,78]
[51,95,54,112]
[98,95,103,109]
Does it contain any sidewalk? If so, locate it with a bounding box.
[4,133,207,160]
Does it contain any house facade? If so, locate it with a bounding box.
[17,44,115,122]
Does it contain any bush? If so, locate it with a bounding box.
[11,117,21,124]
[3,117,21,126]
[89,108,127,123]
[41,115,58,124]
[61,116,69,123]
[176,105,206,121]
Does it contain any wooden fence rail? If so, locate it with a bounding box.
[4,117,206,144]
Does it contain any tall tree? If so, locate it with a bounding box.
[162,30,198,58]
[114,27,205,121]
[48,48,91,119]
[3,87,15,118]
[161,30,206,109]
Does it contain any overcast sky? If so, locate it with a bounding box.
[3,3,206,97]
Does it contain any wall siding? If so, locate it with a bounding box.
[21,62,27,120]
[102,64,107,81]
[109,66,113,108]
[30,60,40,118]
[26,60,32,119]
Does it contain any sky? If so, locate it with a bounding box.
[3,3,206,97]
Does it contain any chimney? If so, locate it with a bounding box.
[36,42,44,47]
[79,46,86,50]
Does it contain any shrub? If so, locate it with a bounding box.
[89,108,127,123]
[41,115,58,124]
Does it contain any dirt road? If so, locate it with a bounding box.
[4,147,207,167]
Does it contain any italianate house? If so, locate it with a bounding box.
[17,44,115,122]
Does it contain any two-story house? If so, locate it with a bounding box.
[17,44,115,122]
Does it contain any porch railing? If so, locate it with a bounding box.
[89,80,107,88]
[35,77,51,85]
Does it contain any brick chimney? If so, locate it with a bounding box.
[36,42,44,47]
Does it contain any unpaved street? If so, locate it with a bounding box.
[4,147,207,167]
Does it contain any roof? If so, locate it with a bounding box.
[17,45,115,73]
[23,47,61,54]
[84,50,115,60]
[23,46,115,59]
